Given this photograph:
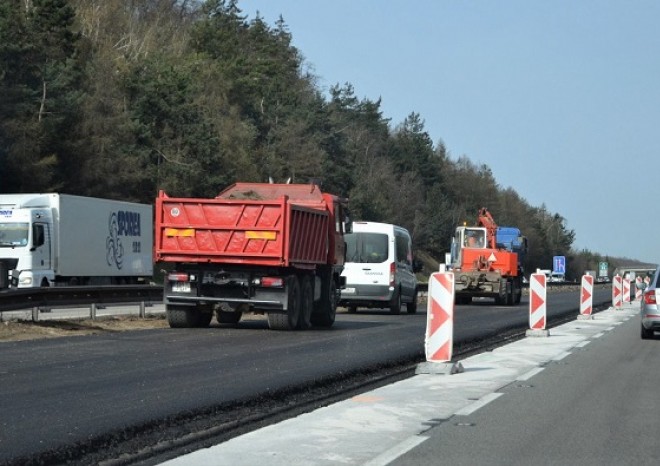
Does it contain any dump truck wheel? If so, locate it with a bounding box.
[167,306,198,328]
[268,275,301,330]
[311,279,336,327]
[297,275,313,330]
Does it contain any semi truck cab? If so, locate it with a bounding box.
[0,206,54,287]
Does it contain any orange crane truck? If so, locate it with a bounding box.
[447,208,527,305]
[154,182,349,330]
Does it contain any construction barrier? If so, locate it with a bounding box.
[612,275,623,309]
[529,272,547,330]
[623,278,631,303]
[580,274,594,317]
[425,272,455,362]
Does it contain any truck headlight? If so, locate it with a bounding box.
[19,276,33,286]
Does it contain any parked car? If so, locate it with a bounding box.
[640,266,660,339]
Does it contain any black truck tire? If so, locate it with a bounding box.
[297,275,313,330]
[167,305,199,328]
[268,275,301,330]
[311,278,336,328]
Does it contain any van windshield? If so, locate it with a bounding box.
[345,232,388,263]
[0,223,29,247]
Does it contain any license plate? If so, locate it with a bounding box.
[343,287,356,294]
[172,282,191,293]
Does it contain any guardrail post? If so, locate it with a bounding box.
[139,301,146,318]
[32,307,39,322]
[90,303,97,320]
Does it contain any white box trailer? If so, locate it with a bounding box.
[0,193,153,287]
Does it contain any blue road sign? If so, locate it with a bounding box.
[553,256,566,274]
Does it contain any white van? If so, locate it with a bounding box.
[340,222,419,314]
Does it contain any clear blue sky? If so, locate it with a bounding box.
[242,0,660,266]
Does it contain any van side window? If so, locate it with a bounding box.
[395,234,411,265]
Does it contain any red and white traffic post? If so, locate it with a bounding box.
[623,278,631,304]
[417,271,463,374]
[527,272,549,337]
[612,275,623,309]
[578,274,594,320]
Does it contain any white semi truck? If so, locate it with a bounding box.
[0,193,153,288]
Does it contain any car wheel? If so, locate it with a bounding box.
[641,324,654,340]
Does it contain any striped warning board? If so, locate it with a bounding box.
[612,275,623,309]
[623,278,631,303]
[425,272,455,362]
[529,273,547,330]
[580,274,594,316]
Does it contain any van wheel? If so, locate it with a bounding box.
[407,289,418,314]
[390,290,402,315]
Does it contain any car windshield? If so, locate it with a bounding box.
[345,232,388,263]
[0,223,29,247]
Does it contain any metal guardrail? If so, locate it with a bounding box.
[0,285,163,320]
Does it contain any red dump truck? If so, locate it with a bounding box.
[154,182,349,330]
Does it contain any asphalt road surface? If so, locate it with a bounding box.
[0,287,611,464]
[163,302,655,466]
[394,305,660,466]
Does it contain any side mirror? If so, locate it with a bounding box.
[636,282,647,291]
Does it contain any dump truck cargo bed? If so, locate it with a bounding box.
[155,186,330,268]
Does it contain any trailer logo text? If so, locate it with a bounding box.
[106,211,142,270]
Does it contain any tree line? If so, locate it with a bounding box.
[0,0,641,278]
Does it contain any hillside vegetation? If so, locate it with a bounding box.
[0,0,647,278]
